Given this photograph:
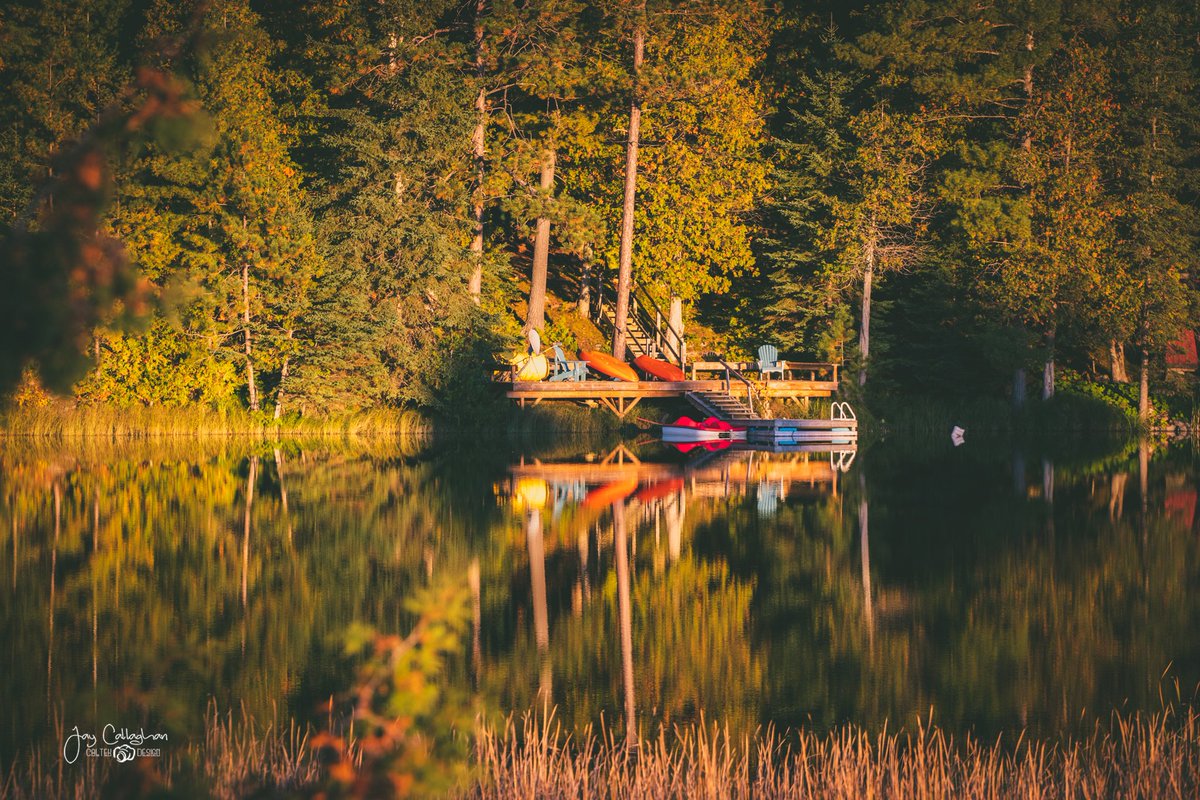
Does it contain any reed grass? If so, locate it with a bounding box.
[0,400,430,439]
[468,708,1200,800]
[4,705,1198,798]
[0,703,324,800]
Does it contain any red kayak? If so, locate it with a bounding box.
[660,416,747,443]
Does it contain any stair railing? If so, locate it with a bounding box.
[715,358,760,418]
[586,275,687,367]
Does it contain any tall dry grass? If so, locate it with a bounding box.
[468,708,1200,800]
[4,705,1199,798]
[0,400,429,439]
[0,704,325,800]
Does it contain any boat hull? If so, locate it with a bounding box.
[579,349,639,382]
[662,426,747,443]
[633,355,686,381]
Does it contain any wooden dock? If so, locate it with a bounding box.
[499,358,856,444]
[505,378,838,417]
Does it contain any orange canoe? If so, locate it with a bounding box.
[579,349,639,382]
[633,354,686,381]
[582,478,640,509]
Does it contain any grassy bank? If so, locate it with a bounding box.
[0,399,431,438]
[0,396,626,440]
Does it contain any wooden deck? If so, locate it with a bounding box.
[505,377,838,417]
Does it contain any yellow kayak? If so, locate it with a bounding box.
[512,353,549,381]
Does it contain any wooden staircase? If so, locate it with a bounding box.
[685,390,759,422]
[587,279,686,365]
[595,305,652,358]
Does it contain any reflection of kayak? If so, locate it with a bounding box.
[661,416,747,443]
[582,477,640,509]
[671,440,732,454]
[633,355,685,381]
[634,477,684,502]
[513,353,550,381]
[511,478,548,511]
[578,349,639,382]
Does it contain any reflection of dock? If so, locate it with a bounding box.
[509,447,851,487]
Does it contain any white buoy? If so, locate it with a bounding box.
[951,425,966,447]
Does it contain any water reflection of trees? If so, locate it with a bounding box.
[2,437,1199,769]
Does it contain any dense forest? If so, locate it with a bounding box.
[1,0,1197,420]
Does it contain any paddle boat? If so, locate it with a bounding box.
[659,416,747,444]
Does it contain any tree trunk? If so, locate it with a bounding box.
[1139,345,1150,421]
[241,261,258,412]
[1012,366,1026,409]
[858,224,875,388]
[611,11,644,360]
[1110,340,1129,382]
[468,0,486,303]
[1042,330,1055,401]
[273,328,293,420]
[526,148,556,332]
[578,259,591,319]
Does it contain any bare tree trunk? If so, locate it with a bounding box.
[273,328,293,420]
[1014,32,1035,411]
[858,224,875,388]
[526,148,556,332]
[241,261,258,412]
[1139,345,1150,421]
[468,0,486,303]
[612,9,644,360]
[1110,340,1129,382]
[1042,329,1055,400]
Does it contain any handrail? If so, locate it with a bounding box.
[831,401,856,421]
[716,357,760,418]
[587,275,686,366]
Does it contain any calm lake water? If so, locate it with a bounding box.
[2,433,1199,768]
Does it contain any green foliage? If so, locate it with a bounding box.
[75,318,239,407]
[312,582,473,798]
